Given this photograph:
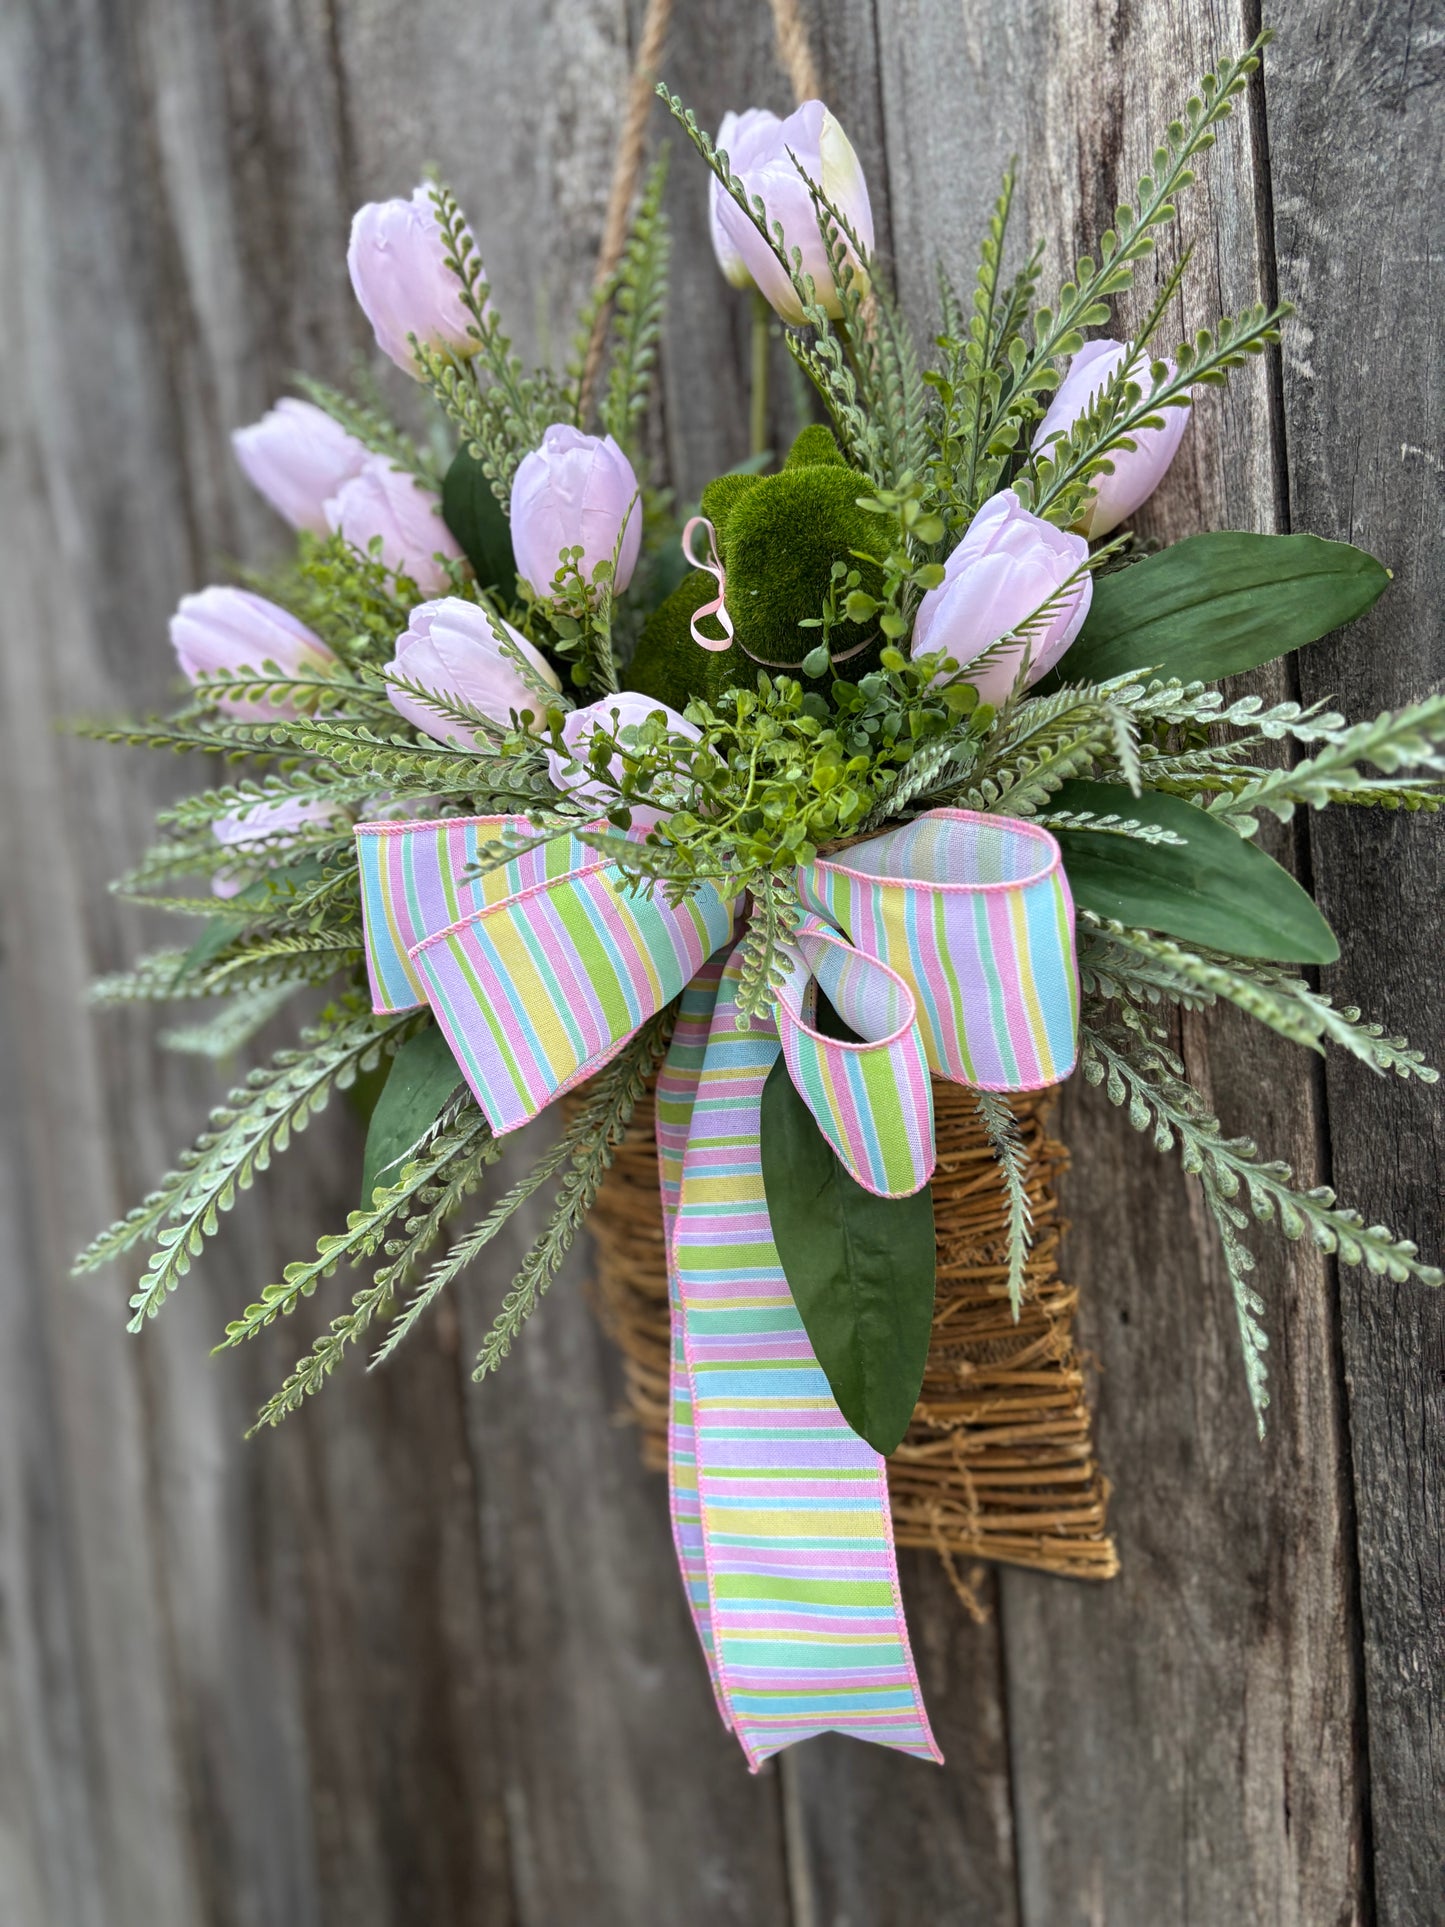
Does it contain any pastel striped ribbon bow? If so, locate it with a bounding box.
[355,807,1079,1767]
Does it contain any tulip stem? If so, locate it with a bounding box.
[749,292,771,461]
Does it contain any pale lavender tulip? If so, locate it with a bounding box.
[510,425,642,596]
[708,109,783,289]
[385,596,560,747]
[210,797,344,898]
[547,693,700,816]
[231,399,369,535]
[1032,338,1191,536]
[347,185,479,377]
[910,491,1092,704]
[711,100,873,324]
[325,456,464,593]
[170,587,336,718]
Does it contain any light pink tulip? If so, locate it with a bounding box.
[231,399,369,535]
[170,587,336,718]
[325,456,464,593]
[910,491,1092,703]
[1032,338,1191,536]
[385,597,560,746]
[510,425,642,596]
[711,100,873,324]
[210,797,344,898]
[708,110,783,289]
[347,185,480,377]
[546,693,700,816]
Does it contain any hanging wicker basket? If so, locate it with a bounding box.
[587,1078,1119,1589]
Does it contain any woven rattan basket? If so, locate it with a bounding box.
[587,1078,1118,1590]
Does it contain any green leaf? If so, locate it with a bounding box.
[1055,779,1339,963]
[171,858,326,987]
[759,1055,935,1455]
[441,445,517,597]
[1045,533,1390,688]
[360,1023,464,1208]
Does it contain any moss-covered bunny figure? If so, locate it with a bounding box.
[627,425,889,711]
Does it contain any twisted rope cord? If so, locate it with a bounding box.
[577,0,820,418]
[769,0,820,105]
[578,0,675,415]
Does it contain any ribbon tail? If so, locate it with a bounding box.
[657,960,731,1708]
[669,945,941,1770]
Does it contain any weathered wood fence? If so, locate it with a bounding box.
[1,1,1439,1921]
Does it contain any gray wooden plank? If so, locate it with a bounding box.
[779,1560,1019,1927]
[1264,7,1445,1921]
[651,0,800,502]
[874,3,1368,1920]
[451,1141,793,1926]
[0,0,551,1919]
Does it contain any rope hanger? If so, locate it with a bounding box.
[578,0,820,412]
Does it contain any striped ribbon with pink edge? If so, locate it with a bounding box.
[354,806,1079,1766]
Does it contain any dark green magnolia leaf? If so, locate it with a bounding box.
[172,857,327,987]
[360,1023,464,1208]
[442,445,517,598]
[1054,779,1339,963]
[1043,532,1390,688]
[760,1055,935,1456]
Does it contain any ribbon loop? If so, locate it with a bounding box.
[357,814,737,1135]
[796,807,1080,1091]
[681,515,734,652]
[773,915,935,1198]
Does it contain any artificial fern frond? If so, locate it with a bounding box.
[73,1003,410,1295]
[974,1091,1034,1317]
[987,35,1269,436]
[1036,808,1186,845]
[1205,695,1445,834]
[1081,921,1439,1076]
[733,871,800,1026]
[244,1107,499,1426]
[1025,301,1291,526]
[87,951,200,1003]
[294,374,439,482]
[599,149,671,456]
[472,1007,675,1377]
[158,984,302,1058]
[1081,1017,1441,1434]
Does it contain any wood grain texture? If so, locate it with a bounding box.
[0,0,1439,1922]
[1264,7,1445,1921]
[874,3,1371,1921]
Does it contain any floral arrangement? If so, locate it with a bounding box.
[80,34,1441,1766]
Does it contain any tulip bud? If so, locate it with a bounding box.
[708,110,783,290]
[910,491,1092,703]
[711,100,874,324]
[385,596,560,747]
[210,797,344,898]
[325,456,464,594]
[231,399,369,535]
[347,185,480,377]
[510,425,642,597]
[1032,339,1191,537]
[170,587,336,718]
[546,692,699,816]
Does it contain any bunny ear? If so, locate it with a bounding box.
[681,516,734,651]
